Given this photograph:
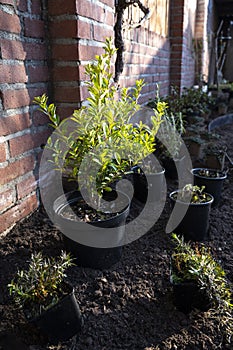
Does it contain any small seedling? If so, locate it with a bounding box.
[8,251,74,318]
[171,233,233,343]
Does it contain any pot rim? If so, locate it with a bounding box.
[191,167,227,180]
[54,190,130,225]
[132,165,165,176]
[169,189,214,206]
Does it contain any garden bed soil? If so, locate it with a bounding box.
[0,123,233,350]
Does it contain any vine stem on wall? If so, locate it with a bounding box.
[114,0,150,82]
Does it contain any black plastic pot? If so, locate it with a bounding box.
[172,280,210,313]
[169,190,214,242]
[191,168,227,206]
[170,262,210,313]
[133,167,165,203]
[53,191,130,269]
[29,283,82,343]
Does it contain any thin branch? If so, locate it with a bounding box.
[114,0,150,82]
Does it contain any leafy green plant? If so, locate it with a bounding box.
[34,38,166,202]
[179,86,214,117]
[171,233,233,342]
[8,251,74,318]
[159,111,185,159]
[172,184,212,204]
[147,85,185,159]
[150,85,214,119]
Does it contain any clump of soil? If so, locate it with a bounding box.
[0,123,233,350]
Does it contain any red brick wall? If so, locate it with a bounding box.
[0,0,49,233]
[48,0,115,118]
[170,0,197,92]
[120,31,170,104]
[0,0,207,234]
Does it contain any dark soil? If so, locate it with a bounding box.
[0,123,233,350]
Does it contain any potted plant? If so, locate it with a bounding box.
[191,167,227,206]
[8,251,82,343]
[169,184,214,241]
[34,38,165,269]
[132,156,165,203]
[158,111,186,179]
[147,85,187,180]
[170,234,233,332]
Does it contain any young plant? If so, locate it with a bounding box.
[34,38,166,204]
[173,184,212,204]
[147,84,185,160]
[8,251,74,318]
[159,111,185,159]
[171,233,233,342]
[196,168,225,178]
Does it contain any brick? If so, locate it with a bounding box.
[56,106,77,119]
[0,113,31,136]
[76,1,113,24]
[23,42,47,60]
[53,66,79,82]
[28,87,48,104]
[31,0,41,15]
[75,1,94,19]
[2,89,31,109]
[0,155,35,186]
[0,10,21,33]
[17,174,37,199]
[1,40,46,61]
[28,65,49,83]
[32,109,50,127]
[54,86,81,103]
[101,0,114,6]
[0,0,15,5]
[0,193,38,233]
[0,188,15,212]
[105,10,114,27]
[50,20,78,38]
[9,129,51,157]
[78,44,103,61]
[1,39,26,60]
[0,63,28,83]
[93,25,113,42]
[16,0,27,12]
[92,5,112,24]
[78,20,91,39]
[24,18,45,38]
[0,143,7,162]
[48,0,76,15]
[52,44,79,60]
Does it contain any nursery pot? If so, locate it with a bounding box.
[28,282,82,343]
[53,190,130,269]
[170,272,210,313]
[133,167,165,203]
[191,168,227,206]
[169,190,214,242]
